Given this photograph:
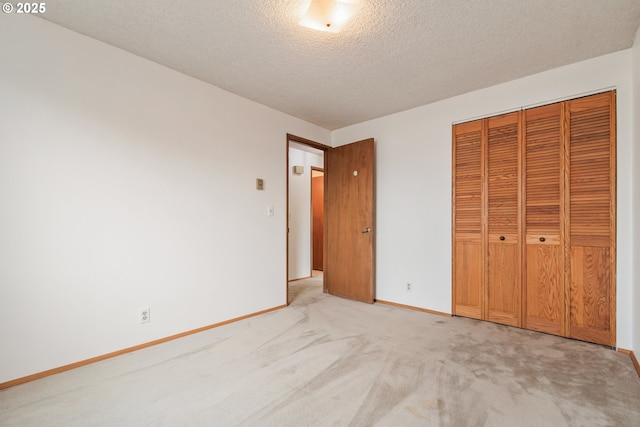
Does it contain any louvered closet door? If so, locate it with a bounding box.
[566,91,616,347]
[486,112,520,326]
[453,120,484,319]
[523,102,565,336]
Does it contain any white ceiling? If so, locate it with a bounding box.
[37,0,640,130]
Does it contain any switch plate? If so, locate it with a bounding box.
[267,206,274,216]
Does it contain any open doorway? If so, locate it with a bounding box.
[287,134,375,305]
[287,135,329,304]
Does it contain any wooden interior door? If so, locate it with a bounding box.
[523,102,565,336]
[486,112,521,327]
[325,139,374,303]
[312,172,324,271]
[565,91,616,346]
[452,120,484,319]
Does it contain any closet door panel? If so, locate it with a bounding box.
[566,91,615,346]
[453,120,484,319]
[486,113,520,326]
[569,246,612,344]
[525,243,563,334]
[523,103,565,335]
[455,240,483,318]
[487,236,519,326]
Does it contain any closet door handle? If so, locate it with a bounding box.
[499,236,505,241]
[539,237,546,242]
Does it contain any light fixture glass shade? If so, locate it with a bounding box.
[299,0,359,33]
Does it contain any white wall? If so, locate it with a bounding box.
[333,50,635,349]
[0,15,330,383]
[288,147,323,280]
[1,14,637,386]
[632,27,640,358]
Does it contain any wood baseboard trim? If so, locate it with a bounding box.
[618,348,640,377]
[0,304,287,390]
[288,275,312,282]
[375,299,451,317]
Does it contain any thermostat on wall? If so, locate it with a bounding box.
[292,166,304,175]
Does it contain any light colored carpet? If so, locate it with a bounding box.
[1,276,639,426]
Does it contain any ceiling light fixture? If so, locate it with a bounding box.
[299,0,359,33]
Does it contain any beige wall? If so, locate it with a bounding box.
[0,15,330,384]
[333,49,635,349]
[632,26,640,357]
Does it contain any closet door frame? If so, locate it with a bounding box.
[451,90,616,347]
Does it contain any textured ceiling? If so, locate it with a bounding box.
[36,0,640,130]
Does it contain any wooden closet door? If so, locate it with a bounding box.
[566,91,616,347]
[523,102,565,336]
[486,112,520,326]
[453,120,484,319]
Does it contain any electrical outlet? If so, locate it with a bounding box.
[406,283,412,292]
[140,307,150,324]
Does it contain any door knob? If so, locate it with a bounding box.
[362,228,372,233]
[499,236,505,241]
[539,237,546,242]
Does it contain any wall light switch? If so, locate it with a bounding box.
[256,178,264,190]
[267,206,274,217]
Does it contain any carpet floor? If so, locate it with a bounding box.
[1,276,639,426]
